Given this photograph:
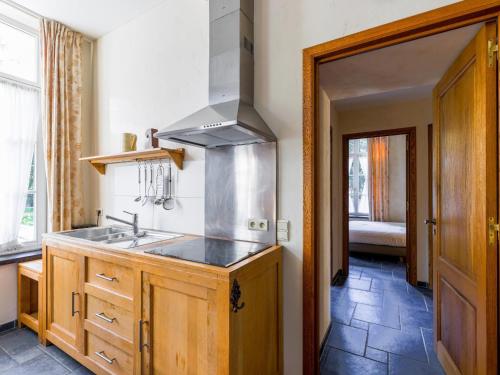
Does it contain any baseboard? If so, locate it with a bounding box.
[319,321,332,361]
[417,281,430,289]
[0,320,17,333]
[331,269,343,286]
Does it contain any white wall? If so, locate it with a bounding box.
[88,0,459,372]
[388,134,407,222]
[338,97,432,282]
[92,0,208,234]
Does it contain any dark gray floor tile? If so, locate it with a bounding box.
[366,347,388,363]
[41,345,81,371]
[400,307,433,330]
[368,324,427,362]
[331,297,356,325]
[384,290,427,311]
[354,303,400,329]
[423,295,434,312]
[326,323,367,356]
[350,258,382,269]
[392,268,407,280]
[72,366,95,374]
[321,347,387,375]
[421,328,441,369]
[0,347,16,372]
[342,278,372,291]
[0,329,40,364]
[371,278,407,292]
[347,270,362,279]
[361,269,394,280]
[389,353,444,375]
[331,286,346,302]
[344,288,383,306]
[350,319,369,330]
[6,353,69,375]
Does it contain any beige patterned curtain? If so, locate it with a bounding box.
[40,19,85,232]
[368,137,389,221]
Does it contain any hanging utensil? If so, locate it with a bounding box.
[163,160,174,210]
[154,161,165,205]
[141,161,150,206]
[147,161,155,202]
[134,161,142,202]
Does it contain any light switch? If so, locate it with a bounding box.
[277,219,289,242]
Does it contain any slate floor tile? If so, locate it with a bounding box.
[344,288,383,306]
[389,353,444,375]
[361,269,394,280]
[331,297,356,325]
[368,324,428,362]
[41,345,82,371]
[321,347,387,375]
[326,323,367,356]
[0,348,16,372]
[6,353,69,375]
[366,347,388,363]
[371,278,407,292]
[353,303,400,329]
[384,290,427,311]
[350,258,382,269]
[0,329,39,362]
[400,307,433,330]
[72,366,95,374]
[350,319,369,330]
[342,278,372,291]
[421,328,441,369]
[392,268,407,280]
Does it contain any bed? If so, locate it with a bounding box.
[349,220,406,257]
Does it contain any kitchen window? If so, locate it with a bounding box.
[348,138,369,217]
[0,13,46,251]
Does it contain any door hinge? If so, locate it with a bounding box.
[488,40,498,68]
[488,217,499,245]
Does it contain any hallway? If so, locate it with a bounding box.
[320,255,444,375]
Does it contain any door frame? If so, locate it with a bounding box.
[302,1,500,373]
[342,128,417,284]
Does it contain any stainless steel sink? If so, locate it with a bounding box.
[60,226,183,248]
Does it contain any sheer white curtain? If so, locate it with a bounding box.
[0,79,39,250]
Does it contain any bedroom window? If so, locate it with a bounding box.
[348,138,369,217]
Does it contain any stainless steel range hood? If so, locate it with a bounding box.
[155,0,276,148]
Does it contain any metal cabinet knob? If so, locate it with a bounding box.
[424,219,436,225]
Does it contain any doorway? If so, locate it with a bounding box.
[303,3,499,374]
[342,128,417,285]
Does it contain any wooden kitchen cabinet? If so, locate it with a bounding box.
[43,245,84,353]
[42,235,282,375]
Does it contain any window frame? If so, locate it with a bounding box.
[0,14,46,248]
[348,138,369,218]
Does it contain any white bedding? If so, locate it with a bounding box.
[349,220,406,247]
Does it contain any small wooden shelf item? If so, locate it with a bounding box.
[18,259,43,341]
[80,147,184,175]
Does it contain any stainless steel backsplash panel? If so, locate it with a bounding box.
[205,142,276,244]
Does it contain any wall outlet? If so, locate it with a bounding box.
[248,219,269,232]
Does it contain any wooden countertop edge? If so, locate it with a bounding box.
[42,233,281,277]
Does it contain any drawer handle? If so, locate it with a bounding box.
[95,351,115,364]
[95,312,116,323]
[96,273,117,282]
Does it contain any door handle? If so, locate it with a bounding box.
[71,291,79,316]
[138,319,149,352]
[424,219,436,225]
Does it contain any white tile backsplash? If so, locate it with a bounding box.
[104,157,205,235]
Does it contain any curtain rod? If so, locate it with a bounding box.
[0,0,94,43]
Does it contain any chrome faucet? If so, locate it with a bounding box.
[106,211,142,236]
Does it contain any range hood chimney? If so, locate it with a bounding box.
[155,0,276,148]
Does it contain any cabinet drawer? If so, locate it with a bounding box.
[87,258,133,299]
[86,294,133,342]
[87,332,133,375]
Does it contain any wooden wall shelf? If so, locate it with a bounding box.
[80,148,184,175]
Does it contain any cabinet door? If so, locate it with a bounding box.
[140,272,219,375]
[45,247,84,352]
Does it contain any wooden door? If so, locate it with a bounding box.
[45,247,84,352]
[140,272,219,374]
[433,22,498,375]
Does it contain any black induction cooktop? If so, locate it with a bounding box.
[144,237,270,267]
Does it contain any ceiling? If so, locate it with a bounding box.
[9,0,169,38]
[319,23,482,110]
